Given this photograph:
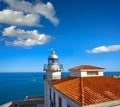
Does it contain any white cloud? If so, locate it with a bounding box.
[3,26,53,47]
[86,45,120,53]
[4,0,59,25]
[0,38,5,41]
[0,9,40,26]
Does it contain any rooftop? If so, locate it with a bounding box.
[51,76,120,106]
[69,65,105,71]
[1,96,44,107]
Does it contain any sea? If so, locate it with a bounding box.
[0,71,120,105]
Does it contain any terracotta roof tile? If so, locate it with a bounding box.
[51,76,120,105]
[69,65,105,71]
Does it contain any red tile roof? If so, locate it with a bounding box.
[69,65,105,71]
[51,76,120,105]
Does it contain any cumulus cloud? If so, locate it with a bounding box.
[0,9,40,26]
[2,26,53,47]
[4,0,59,25]
[0,0,58,47]
[86,45,120,53]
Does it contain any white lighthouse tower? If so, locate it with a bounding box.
[43,50,63,107]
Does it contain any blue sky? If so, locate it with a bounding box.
[0,0,120,72]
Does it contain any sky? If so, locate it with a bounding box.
[0,0,120,72]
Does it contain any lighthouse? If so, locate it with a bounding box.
[44,50,63,107]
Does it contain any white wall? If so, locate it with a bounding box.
[44,81,51,107]
[46,71,61,80]
[70,71,104,77]
[81,72,87,77]
[52,72,61,79]
[81,71,103,77]
[50,87,81,107]
[98,71,104,76]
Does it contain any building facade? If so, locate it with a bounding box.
[44,51,120,107]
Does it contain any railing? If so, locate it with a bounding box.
[43,74,66,80]
[43,64,63,71]
[43,64,47,71]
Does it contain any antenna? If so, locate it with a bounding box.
[49,48,54,51]
[50,48,55,54]
[51,48,54,51]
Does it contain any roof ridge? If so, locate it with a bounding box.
[69,64,105,71]
[80,65,84,69]
[80,64,85,70]
[81,77,85,105]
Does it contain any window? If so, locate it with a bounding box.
[87,71,98,75]
[53,92,56,106]
[67,104,71,107]
[58,97,62,107]
[50,89,51,100]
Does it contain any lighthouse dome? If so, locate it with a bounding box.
[48,51,59,59]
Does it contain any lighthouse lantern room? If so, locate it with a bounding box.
[43,50,63,81]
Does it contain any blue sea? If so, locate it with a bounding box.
[0,71,120,105]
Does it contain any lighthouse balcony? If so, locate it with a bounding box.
[43,64,63,71]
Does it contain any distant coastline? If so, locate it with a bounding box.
[0,71,120,73]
